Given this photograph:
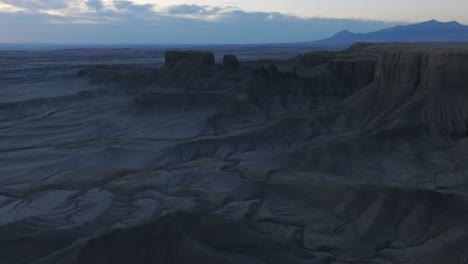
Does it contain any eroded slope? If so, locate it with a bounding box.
[1,44,468,264]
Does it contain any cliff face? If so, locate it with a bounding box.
[302,51,336,68]
[327,59,376,92]
[302,49,378,96]
[345,50,468,135]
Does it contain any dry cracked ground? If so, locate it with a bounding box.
[1,43,468,264]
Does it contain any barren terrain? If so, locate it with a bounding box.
[1,43,468,264]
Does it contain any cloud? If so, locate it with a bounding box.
[0,1,402,44]
[0,2,25,12]
[86,0,103,11]
[0,0,70,10]
[113,0,133,10]
[167,4,224,16]
[113,0,154,13]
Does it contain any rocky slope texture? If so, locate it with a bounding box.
[1,45,468,264]
[343,45,468,136]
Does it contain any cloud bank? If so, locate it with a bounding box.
[0,0,401,44]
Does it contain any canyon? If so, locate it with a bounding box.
[1,43,468,264]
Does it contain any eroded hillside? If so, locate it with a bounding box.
[1,44,468,264]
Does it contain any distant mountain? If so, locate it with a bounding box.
[312,20,468,47]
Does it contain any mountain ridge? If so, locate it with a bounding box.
[312,19,468,47]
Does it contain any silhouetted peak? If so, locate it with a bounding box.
[418,19,463,27]
[447,20,462,26]
[416,19,441,26]
[335,30,353,36]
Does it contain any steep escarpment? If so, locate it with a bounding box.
[327,59,376,92]
[344,49,468,136]
[301,49,377,95]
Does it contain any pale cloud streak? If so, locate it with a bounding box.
[0,2,25,12]
[0,0,71,10]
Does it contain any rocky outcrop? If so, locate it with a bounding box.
[345,50,468,135]
[302,51,336,68]
[301,48,378,95]
[327,59,376,92]
[223,54,239,69]
[254,64,279,79]
[165,50,215,66]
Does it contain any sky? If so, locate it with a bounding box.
[0,0,466,44]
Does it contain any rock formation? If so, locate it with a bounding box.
[302,51,336,68]
[344,49,468,136]
[300,49,377,95]
[223,54,239,69]
[267,64,278,78]
[254,64,279,79]
[327,59,376,92]
[2,43,468,264]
